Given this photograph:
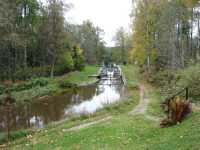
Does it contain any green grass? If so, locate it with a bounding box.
[147,88,166,118]
[4,65,200,149]
[9,112,200,150]
[0,65,99,103]
[62,65,99,85]
[122,65,139,88]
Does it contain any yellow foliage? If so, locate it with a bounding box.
[183,0,199,8]
[130,47,147,65]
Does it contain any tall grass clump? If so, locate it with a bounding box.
[160,97,191,127]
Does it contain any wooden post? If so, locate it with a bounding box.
[186,87,189,100]
[7,106,10,142]
[167,100,170,119]
[5,103,11,143]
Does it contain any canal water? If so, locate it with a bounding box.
[0,77,124,132]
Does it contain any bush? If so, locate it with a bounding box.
[149,70,177,87]
[54,52,74,76]
[8,78,49,92]
[14,64,72,80]
[0,130,33,144]
[152,64,200,102]
[14,66,51,80]
[177,63,200,101]
[59,80,77,88]
[0,84,6,95]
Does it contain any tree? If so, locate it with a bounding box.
[18,0,40,68]
[64,51,74,71]
[39,0,67,77]
[113,27,133,64]
[113,27,126,63]
[72,46,85,71]
[66,20,106,64]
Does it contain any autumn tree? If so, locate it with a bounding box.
[130,0,200,71]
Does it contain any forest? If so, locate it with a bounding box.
[0,0,105,81]
[131,0,200,100]
[131,0,200,69]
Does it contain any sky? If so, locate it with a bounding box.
[66,0,133,47]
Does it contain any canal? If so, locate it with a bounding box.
[0,66,125,132]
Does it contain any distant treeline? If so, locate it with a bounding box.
[0,0,106,81]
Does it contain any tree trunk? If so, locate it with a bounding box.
[24,45,27,68]
[197,11,200,60]
[50,57,56,78]
[147,55,150,73]
[190,8,194,58]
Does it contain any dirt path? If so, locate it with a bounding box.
[62,116,112,132]
[129,84,160,122]
[129,84,148,115]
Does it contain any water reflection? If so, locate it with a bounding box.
[0,79,123,132]
[67,83,121,115]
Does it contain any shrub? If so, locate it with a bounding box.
[14,64,73,80]
[55,52,74,76]
[8,78,49,92]
[149,70,177,87]
[160,97,191,128]
[14,66,51,80]
[177,63,200,101]
[158,63,200,101]
[27,78,49,88]
[0,130,33,144]
[59,80,77,88]
[0,84,5,95]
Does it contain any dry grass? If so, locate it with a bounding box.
[160,97,191,127]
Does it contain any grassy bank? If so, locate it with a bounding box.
[4,65,200,149]
[0,66,99,103]
[3,65,139,149]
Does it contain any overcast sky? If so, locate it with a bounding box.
[66,0,132,47]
